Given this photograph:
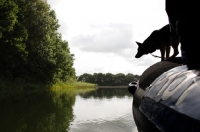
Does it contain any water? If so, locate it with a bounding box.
[0,88,138,132]
[70,88,137,132]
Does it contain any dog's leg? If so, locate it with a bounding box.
[160,46,166,61]
[166,46,170,60]
[171,40,179,57]
[167,35,179,60]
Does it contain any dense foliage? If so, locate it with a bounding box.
[0,0,75,86]
[77,73,140,86]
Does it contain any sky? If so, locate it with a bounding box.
[47,0,181,76]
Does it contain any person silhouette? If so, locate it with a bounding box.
[165,0,200,69]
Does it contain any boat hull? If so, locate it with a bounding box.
[129,58,200,131]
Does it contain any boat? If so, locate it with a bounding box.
[128,57,200,132]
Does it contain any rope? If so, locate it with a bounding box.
[150,53,162,58]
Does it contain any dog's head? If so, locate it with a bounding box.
[135,41,150,58]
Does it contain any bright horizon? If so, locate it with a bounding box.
[47,0,181,76]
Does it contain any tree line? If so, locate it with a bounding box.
[0,0,75,86]
[77,73,140,86]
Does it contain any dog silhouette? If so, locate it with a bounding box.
[135,24,179,61]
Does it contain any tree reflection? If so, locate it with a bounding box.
[0,90,75,132]
[78,88,132,99]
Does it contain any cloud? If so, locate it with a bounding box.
[70,23,137,58]
[57,19,68,36]
[136,56,158,66]
[46,0,61,7]
[46,0,170,76]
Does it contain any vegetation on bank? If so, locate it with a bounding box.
[51,81,97,90]
[51,82,97,97]
[0,0,75,89]
[77,73,140,86]
[0,78,97,91]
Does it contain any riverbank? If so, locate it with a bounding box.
[51,81,97,94]
[0,81,97,101]
[0,78,97,91]
[52,81,97,90]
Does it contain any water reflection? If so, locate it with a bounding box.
[0,88,137,132]
[0,90,75,132]
[70,88,137,132]
[78,88,132,99]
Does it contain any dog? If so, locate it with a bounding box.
[135,24,179,61]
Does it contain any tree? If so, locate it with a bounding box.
[114,73,126,86]
[77,73,93,82]
[77,73,140,86]
[104,73,114,85]
[125,73,136,85]
[0,0,28,79]
[0,0,76,87]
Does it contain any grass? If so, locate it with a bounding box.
[51,81,97,95]
[51,81,97,90]
[0,77,97,95]
[0,81,97,100]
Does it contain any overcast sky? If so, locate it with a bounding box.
[47,0,181,76]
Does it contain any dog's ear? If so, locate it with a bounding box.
[136,41,142,46]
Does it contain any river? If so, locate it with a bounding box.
[0,88,138,132]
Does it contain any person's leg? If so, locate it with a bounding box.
[165,0,179,34]
[166,0,200,69]
[177,3,200,69]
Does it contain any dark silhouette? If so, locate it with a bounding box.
[135,24,179,61]
[166,0,200,69]
[129,58,184,132]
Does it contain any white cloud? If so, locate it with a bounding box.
[71,23,134,55]
[57,19,68,35]
[46,0,176,76]
[47,0,61,6]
